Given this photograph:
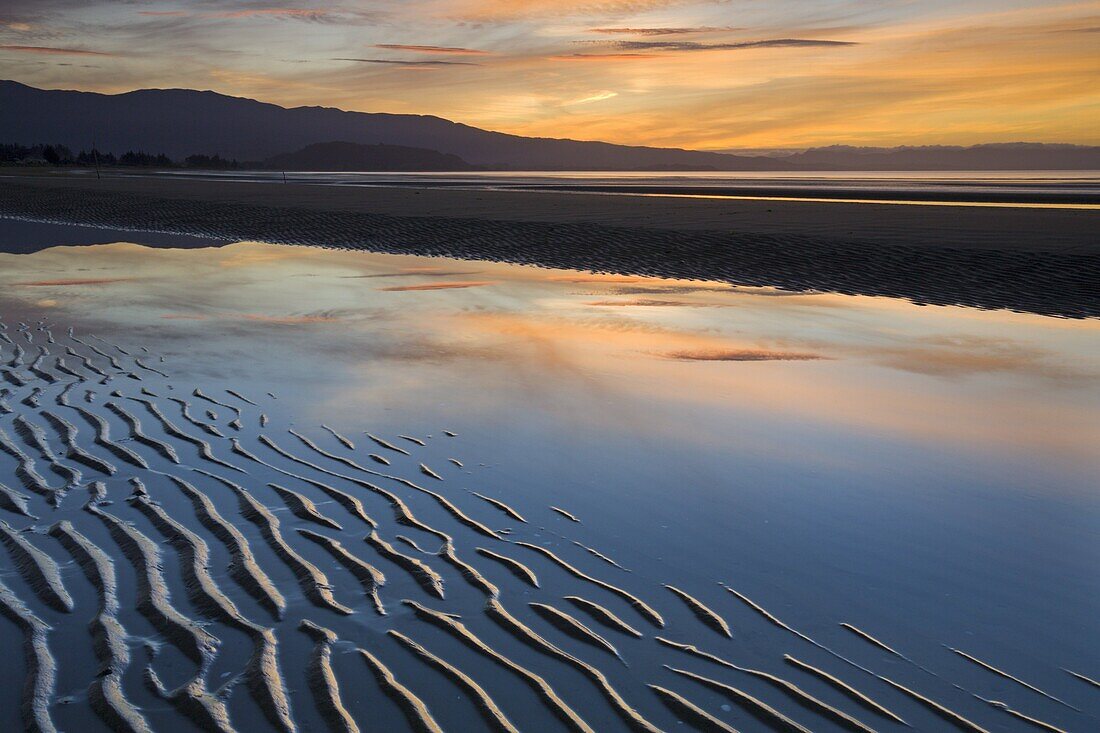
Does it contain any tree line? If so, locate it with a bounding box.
[1,143,242,169]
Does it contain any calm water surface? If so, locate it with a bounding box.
[0,224,1096,732]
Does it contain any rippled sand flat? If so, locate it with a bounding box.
[0,232,1097,732]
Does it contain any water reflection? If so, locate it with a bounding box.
[0,238,1097,731]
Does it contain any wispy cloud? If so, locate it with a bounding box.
[550,52,655,61]
[579,38,859,52]
[374,44,490,55]
[334,57,481,66]
[589,27,739,36]
[0,44,116,56]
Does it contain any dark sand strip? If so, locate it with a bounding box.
[2,176,1098,318]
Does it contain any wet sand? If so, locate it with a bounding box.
[0,238,1097,732]
[1,173,1098,317]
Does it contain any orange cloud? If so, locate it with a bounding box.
[0,45,116,56]
[374,44,491,55]
[662,349,825,361]
[379,281,496,291]
[17,277,133,286]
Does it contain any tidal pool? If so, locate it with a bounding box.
[0,224,1096,733]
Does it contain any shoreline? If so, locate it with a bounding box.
[1,174,1097,318]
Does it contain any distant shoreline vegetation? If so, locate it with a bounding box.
[1,143,243,169]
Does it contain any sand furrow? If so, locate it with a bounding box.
[949,648,1079,711]
[105,401,181,463]
[388,629,521,733]
[486,598,662,732]
[13,413,81,487]
[166,474,286,620]
[550,506,581,523]
[976,697,1064,733]
[664,585,731,637]
[225,389,257,407]
[783,655,906,724]
[144,667,237,733]
[514,541,664,627]
[404,599,596,733]
[564,595,642,637]
[48,520,152,733]
[366,530,445,599]
[475,547,541,588]
[0,520,74,613]
[667,666,812,733]
[234,439,378,527]
[130,398,243,471]
[664,641,876,733]
[571,541,629,571]
[72,406,150,469]
[297,529,386,615]
[64,346,108,378]
[0,425,58,498]
[0,480,37,518]
[133,358,169,378]
[299,621,360,733]
[252,436,451,536]
[358,647,444,733]
[419,463,443,481]
[366,433,410,455]
[193,388,241,416]
[270,483,343,531]
[438,540,499,597]
[1064,669,1100,688]
[321,425,354,450]
[530,601,622,660]
[877,675,990,733]
[40,410,118,475]
[199,471,352,615]
[0,576,57,733]
[399,435,426,447]
[166,397,225,437]
[648,685,740,733]
[471,492,527,522]
[130,495,252,627]
[88,505,219,665]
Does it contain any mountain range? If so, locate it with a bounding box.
[2,81,1097,171]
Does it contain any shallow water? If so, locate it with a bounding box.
[0,224,1097,732]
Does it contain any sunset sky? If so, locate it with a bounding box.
[1,1,1097,150]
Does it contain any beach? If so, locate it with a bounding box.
[1,171,1098,317]
[0,230,1098,732]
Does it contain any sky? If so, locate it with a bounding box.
[1,1,1097,150]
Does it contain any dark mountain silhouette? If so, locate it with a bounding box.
[775,144,1100,170]
[265,141,477,171]
[0,80,784,171]
[2,81,1096,170]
